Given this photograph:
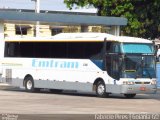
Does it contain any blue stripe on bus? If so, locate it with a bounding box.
[91,60,104,70]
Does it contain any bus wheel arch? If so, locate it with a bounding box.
[23,74,35,92]
[93,78,107,97]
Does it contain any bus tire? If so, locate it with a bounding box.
[96,81,107,98]
[24,76,35,92]
[124,94,136,98]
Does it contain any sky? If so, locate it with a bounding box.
[0,0,68,10]
[0,0,97,12]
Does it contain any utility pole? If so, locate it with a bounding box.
[31,0,40,37]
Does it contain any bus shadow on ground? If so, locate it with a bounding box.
[2,87,160,100]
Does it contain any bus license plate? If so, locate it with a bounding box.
[140,86,146,91]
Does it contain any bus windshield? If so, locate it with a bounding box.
[105,42,156,80]
[121,55,156,78]
[121,43,154,54]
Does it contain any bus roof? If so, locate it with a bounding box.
[4,32,152,43]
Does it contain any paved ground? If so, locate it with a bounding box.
[0,88,159,114]
[0,87,160,119]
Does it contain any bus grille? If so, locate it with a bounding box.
[135,82,150,84]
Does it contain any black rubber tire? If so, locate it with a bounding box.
[24,76,35,92]
[96,81,107,98]
[124,94,136,98]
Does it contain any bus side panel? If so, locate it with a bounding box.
[2,67,36,88]
[1,58,110,92]
[11,78,24,88]
[32,70,107,92]
[9,69,104,92]
[34,80,93,92]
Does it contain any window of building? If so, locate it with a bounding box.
[51,28,63,36]
[15,25,30,35]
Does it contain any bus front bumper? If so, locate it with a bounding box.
[121,84,157,94]
[106,84,157,94]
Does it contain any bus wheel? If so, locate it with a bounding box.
[124,94,136,98]
[96,81,107,98]
[24,76,35,92]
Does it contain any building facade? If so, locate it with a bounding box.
[0,9,127,38]
[4,23,114,37]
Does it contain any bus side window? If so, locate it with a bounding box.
[5,42,15,57]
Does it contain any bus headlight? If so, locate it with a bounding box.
[151,80,156,85]
[123,81,135,85]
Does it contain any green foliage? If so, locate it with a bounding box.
[64,0,160,39]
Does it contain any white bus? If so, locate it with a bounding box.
[0,33,157,98]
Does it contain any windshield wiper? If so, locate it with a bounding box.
[135,62,142,79]
[135,57,144,79]
[145,68,152,79]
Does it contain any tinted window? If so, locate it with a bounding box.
[5,42,103,59]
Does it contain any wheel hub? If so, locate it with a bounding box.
[27,80,32,90]
[97,84,105,95]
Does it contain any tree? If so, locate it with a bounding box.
[64,0,160,39]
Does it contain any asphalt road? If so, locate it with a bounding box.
[0,88,160,120]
